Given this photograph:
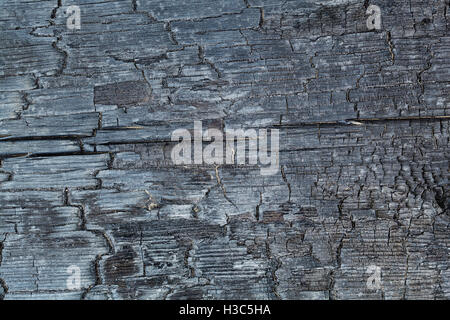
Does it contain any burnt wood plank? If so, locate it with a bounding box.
[0,0,449,300]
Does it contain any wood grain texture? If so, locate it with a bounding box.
[0,0,449,300]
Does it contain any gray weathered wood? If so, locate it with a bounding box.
[0,0,449,300]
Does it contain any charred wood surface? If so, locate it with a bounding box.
[0,0,449,300]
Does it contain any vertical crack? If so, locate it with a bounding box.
[165,21,179,45]
[52,39,68,76]
[255,191,262,221]
[416,43,434,105]
[184,240,195,278]
[328,234,344,300]
[80,229,116,299]
[64,194,115,299]
[50,0,62,20]
[280,165,292,202]
[265,230,281,299]
[386,31,395,64]
[198,46,222,79]
[215,166,238,210]
[0,234,9,300]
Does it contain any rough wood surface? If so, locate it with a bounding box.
[0,0,449,300]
